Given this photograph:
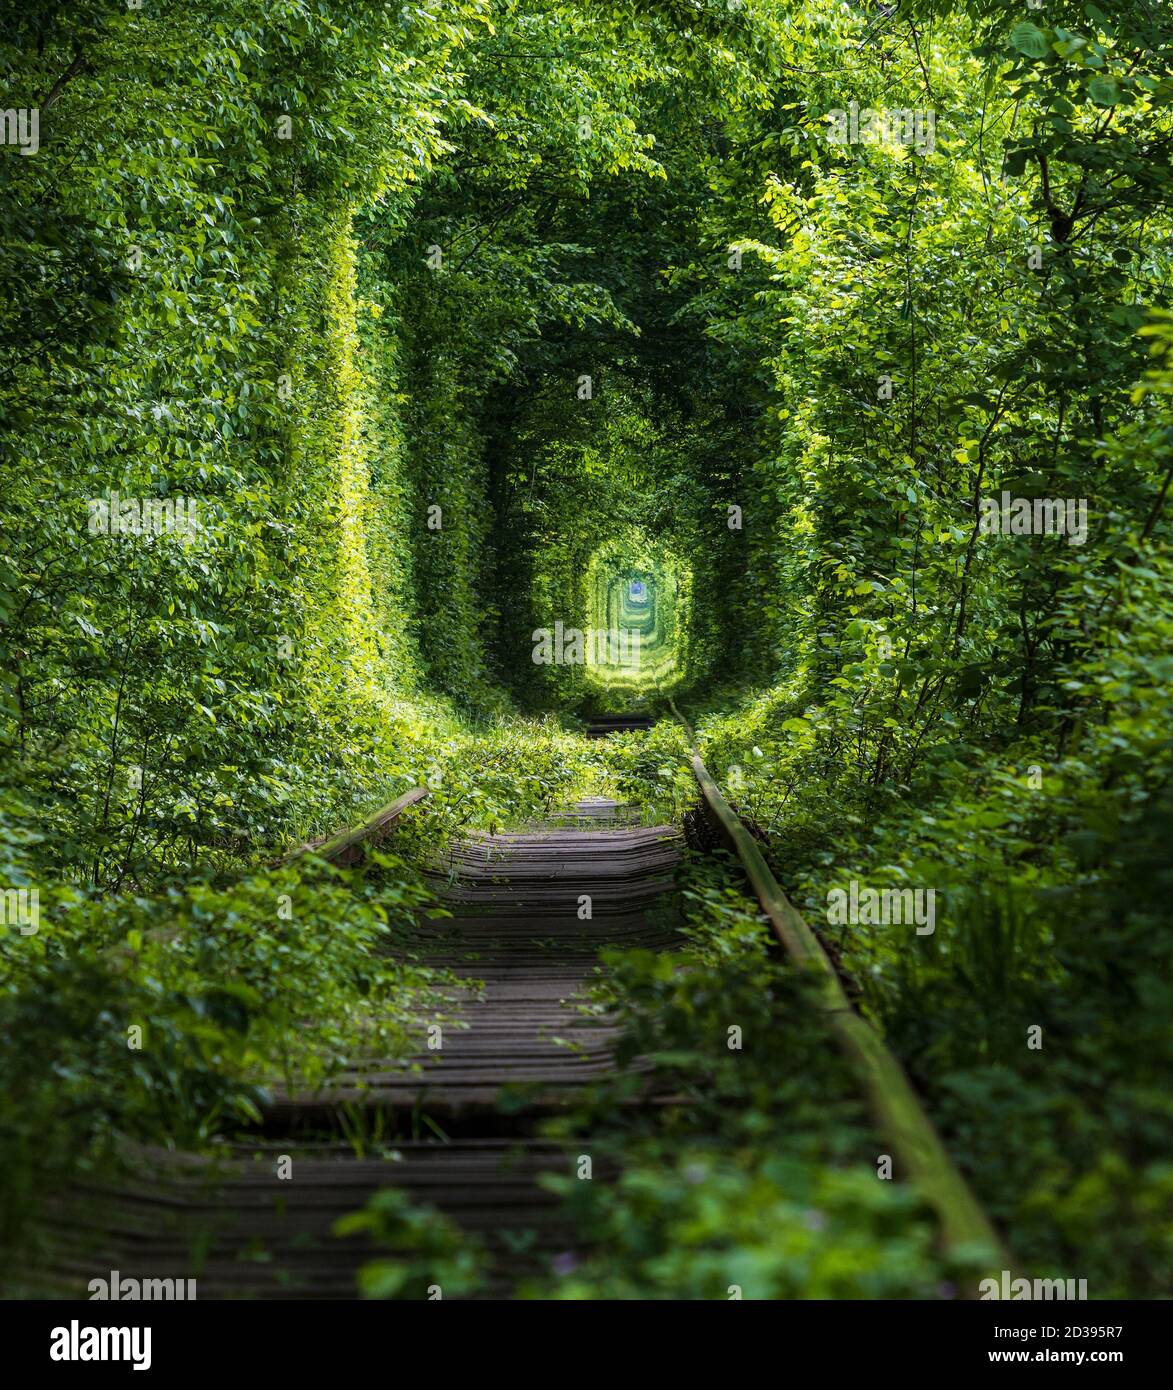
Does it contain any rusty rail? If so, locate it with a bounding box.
[282,786,430,866]
[672,704,1011,1273]
[109,787,431,958]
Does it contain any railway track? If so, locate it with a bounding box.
[33,795,683,1298]
[28,714,1010,1298]
[584,713,655,737]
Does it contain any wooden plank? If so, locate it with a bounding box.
[47,798,682,1299]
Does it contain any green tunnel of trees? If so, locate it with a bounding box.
[1,0,1171,1299]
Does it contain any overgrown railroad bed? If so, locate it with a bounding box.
[25,765,1011,1301]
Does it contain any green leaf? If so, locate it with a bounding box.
[1087,75,1121,107]
[1010,22,1049,60]
[357,1260,410,1298]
